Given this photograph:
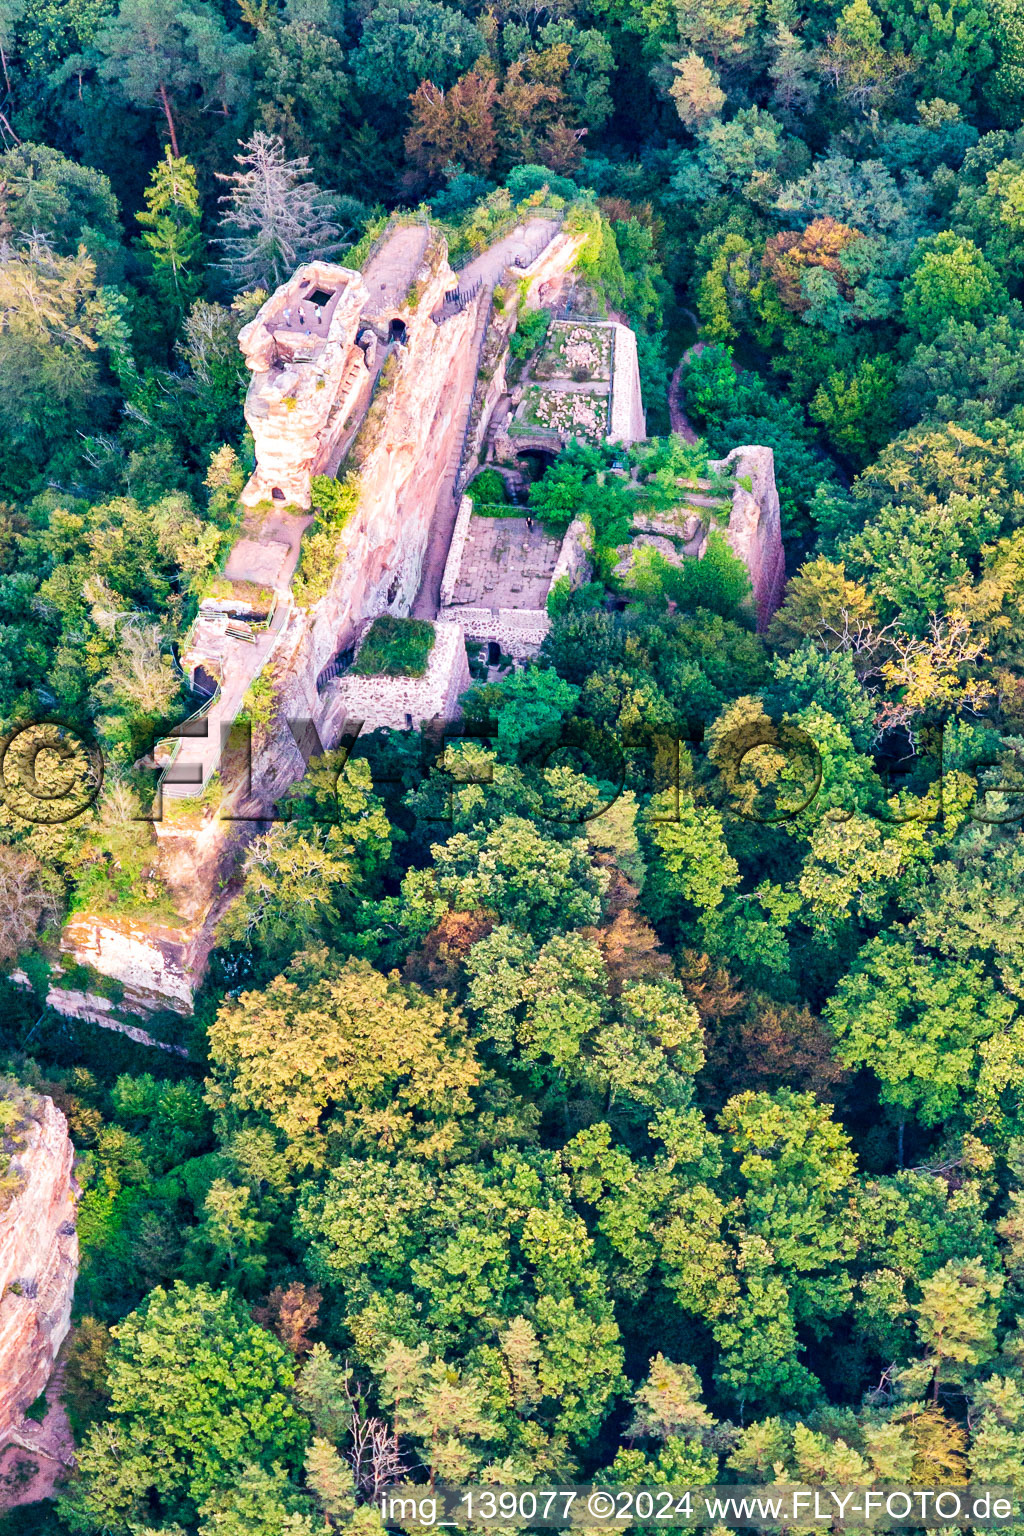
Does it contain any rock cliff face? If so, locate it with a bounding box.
[238,259,375,510]
[713,445,786,631]
[0,1090,77,1445]
[250,243,490,804]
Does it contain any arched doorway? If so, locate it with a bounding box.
[517,448,557,482]
[388,317,408,345]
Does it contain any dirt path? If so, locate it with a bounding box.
[669,341,707,444]
[362,223,430,313]
[0,1364,75,1514]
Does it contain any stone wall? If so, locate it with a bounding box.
[0,1093,77,1446]
[319,621,472,735]
[608,324,646,445]
[461,230,588,484]
[550,517,593,589]
[296,259,485,696]
[440,604,551,661]
[238,261,372,510]
[440,516,591,661]
[440,496,474,608]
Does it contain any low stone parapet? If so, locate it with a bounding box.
[320,620,471,733]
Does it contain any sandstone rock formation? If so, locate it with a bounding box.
[237,260,375,511]
[57,221,587,1016]
[713,445,786,631]
[54,214,782,1020]
[0,1087,77,1446]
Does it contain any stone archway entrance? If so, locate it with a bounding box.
[517,447,557,481]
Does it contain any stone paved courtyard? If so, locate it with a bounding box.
[448,516,561,610]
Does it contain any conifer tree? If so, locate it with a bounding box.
[136,147,203,311]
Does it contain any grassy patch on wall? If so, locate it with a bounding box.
[352,615,436,677]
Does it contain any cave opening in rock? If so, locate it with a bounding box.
[388,317,408,345]
[517,448,557,481]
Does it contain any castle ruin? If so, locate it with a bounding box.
[51,209,785,1021]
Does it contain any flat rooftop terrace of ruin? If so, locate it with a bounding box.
[446,516,561,611]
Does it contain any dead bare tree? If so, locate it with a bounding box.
[876,611,993,732]
[344,1370,406,1501]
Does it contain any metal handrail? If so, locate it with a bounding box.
[316,644,355,693]
[151,677,223,803]
[448,204,565,272]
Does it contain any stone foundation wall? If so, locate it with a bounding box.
[608,325,646,445]
[443,604,551,661]
[0,1095,77,1445]
[440,496,474,609]
[319,621,472,734]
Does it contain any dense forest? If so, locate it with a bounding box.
[4,0,1024,1526]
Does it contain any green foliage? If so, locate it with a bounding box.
[292,474,360,606]
[136,147,203,313]
[626,530,753,621]
[351,615,436,678]
[509,303,551,362]
[60,1282,307,1532]
[468,468,510,504]
[12,1,1024,1520]
[903,231,1006,340]
[350,0,485,109]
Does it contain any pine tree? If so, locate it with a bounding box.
[916,1259,1004,1402]
[137,147,203,311]
[216,131,345,292]
[669,51,726,127]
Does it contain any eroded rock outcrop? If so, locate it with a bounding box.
[714,445,786,631]
[0,1087,77,1445]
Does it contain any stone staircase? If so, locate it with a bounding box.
[432,276,483,325]
[316,646,355,693]
[448,289,495,489]
[339,351,366,398]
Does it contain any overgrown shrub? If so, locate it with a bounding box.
[510,305,551,361]
[468,468,510,504]
[293,474,361,607]
[352,615,436,677]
